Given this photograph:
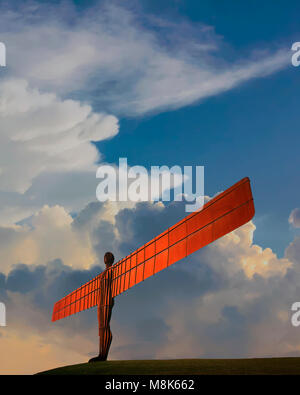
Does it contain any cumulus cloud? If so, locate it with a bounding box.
[0,79,118,194]
[0,78,118,225]
[0,205,98,274]
[289,208,300,228]
[0,200,299,373]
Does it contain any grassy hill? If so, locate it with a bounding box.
[37,357,300,375]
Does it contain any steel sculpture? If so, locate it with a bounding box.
[52,177,255,361]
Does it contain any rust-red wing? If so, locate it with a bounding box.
[110,177,254,297]
[52,177,254,322]
[52,274,101,322]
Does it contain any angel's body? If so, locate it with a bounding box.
[89,252,114,363]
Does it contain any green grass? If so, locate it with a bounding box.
[37,357,300,375]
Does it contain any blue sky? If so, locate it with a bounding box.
[90,0,300,256]
[97,64,300,256]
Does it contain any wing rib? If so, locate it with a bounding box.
[52,177,254,321]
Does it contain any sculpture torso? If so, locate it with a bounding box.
[99,268,114,308]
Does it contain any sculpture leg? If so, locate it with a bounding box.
[89,300,114,363]
[99,325,112,361]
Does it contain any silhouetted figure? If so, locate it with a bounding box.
[89,252,114,362]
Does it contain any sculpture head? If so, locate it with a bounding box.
[104,252,114,268]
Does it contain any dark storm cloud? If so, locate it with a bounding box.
[1,259,101,331]
[2,199,300,360]
[72,201,104,228]
[289,208,300,229]
[286,237,300,265]
[115,201,187,255]
[92,221,119,261]
[6,264,44,294]
[0,272,6,301]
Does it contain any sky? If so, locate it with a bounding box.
[0,0,299,374]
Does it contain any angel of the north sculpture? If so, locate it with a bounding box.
[52,177,255,362]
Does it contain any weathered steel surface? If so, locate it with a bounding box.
[52,177,254,322]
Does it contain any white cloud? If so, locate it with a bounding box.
[0,78,119,225]
[211,221,291,279]
[126,48,288,115]
[0,205,97,274]
[0,2,290,116]
[0,79,118,194]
